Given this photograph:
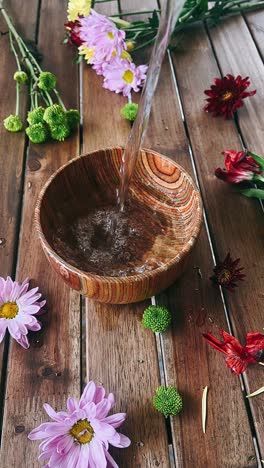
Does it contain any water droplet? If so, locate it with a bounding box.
[0,238,6,247]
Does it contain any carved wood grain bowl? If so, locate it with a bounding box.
[35,147,203,304]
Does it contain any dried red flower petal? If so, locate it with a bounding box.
[204,74,256,118]
[215,150,262,183]
[65,20,83,47]
[203,330,264,375]
[210,253,245,291]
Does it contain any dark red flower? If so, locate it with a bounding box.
[203,330,264,374]
[215,150,262,183]
[210,253,245,291]
[204,74,256,118]
[65,20,83,47]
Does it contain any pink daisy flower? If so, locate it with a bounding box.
[79,9,126,62]
[0,276,45,349]
[103,57,148,97]
[28,380,131,467]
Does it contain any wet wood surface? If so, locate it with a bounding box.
[0,1,263,467]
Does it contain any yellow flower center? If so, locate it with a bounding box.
[222,91,233,101]
[112,49,132,61]
[218,269,232,284]
[126,41,135,51]
[108,32,114,40]
[70,419,94,444]
[121,50,132,61]
[0,302,19,319]
[122,70,134,84]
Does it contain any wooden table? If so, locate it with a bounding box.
[0,1,264,467]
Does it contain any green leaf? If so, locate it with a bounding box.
[148,10,159,28]
[196,0,208,14]
[248,151,264,171]
[73,54,83,65]
[241,188,264,199]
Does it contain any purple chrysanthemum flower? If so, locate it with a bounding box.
[0,276,45,348]
[28,380,131,467]
[103,57,148,96]
[79,9,126,62]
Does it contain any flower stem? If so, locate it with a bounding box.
[110,10,160,17]
[132,36,155,52]
[29,79,34,111]
[15,82,20,115]
[1,6,40,81]
[40,91,50,106]
[44,91,53,106]
[9,31,21,71]
[53,89,66,110]
[34,91,38,109]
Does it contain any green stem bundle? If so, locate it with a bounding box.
[1,2,80,142]
[111,0,264,52]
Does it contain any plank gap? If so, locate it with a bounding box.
[0,139,30,442]
[242,13,264,63]
[0,335,10,443]
[35,0,42,44]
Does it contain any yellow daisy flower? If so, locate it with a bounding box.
[67,0,91,22]
[78,45,95,63]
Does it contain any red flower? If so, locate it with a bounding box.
[210,253,245,291]
[203,330,264,374]
[204,74,256,118]
[215,150,262,183]
[65,20,83,47]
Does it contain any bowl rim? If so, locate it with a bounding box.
[35,146,203,283]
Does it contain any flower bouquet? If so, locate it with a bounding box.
[0,0,80,143]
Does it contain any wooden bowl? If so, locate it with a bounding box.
[35,147,202,304]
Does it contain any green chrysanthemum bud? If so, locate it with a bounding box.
[38,71,57,91]
[26,123,49,143]
[66,109,80,130]
[142,305,171,333]
[13,71,28,84]
[43,104,66,126]
[4,114,23,132]
[27,106,45,125]
[50,123,70,141]
[120,102,138,122]
[153,386,183,418]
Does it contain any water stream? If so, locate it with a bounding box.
[118,0,186,211]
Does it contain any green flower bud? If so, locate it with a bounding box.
[50,123,70,141]
[4,114,23,132]
[13,71,28,84]
[43,104,66,126]
[153,386,183,418]
[38,71,57,91]
[27,106,45,125]
[66,109,80,130]
[26,123,49,143]
[120,102,138,122]
[142,305,171,333]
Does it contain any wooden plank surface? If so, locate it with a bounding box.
[144,53,258,467]
[0,1,263,467]
[169,15,264,462]
[0,0,38,392]
[1,1,81,466]
[244,10,264,61]
[82,0,172,466]
[205,17,264,456]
